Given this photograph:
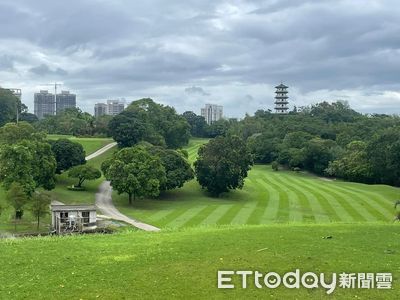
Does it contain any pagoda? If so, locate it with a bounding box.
[274,83,289,114]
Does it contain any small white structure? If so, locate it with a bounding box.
[51,204,97,234]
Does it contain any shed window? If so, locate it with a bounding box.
[82,211,90,223]
[60,212,68,223]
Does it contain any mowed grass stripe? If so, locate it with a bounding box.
[266,174,315,223]
[183,205,219,227]
[216,203,245,225]
[339,184,395,214]
[154,206,195,227]
[325,183,391,221]
[290,177,359,222]
[199,205,233,226]
[246,178,271,225]
[262,175,291,223]
[230,198,259,225]
[256,178,280,223]
[278,173,348,222]
[294,177,373,221]
[264,174,330,223]
[164,205,210,228]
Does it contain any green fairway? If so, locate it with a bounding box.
[0,223,398,299]
[47,135,114,155]
[114,139,398,229]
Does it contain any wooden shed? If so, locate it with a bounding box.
[51,204,97,234]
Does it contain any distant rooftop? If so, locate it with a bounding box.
[275,83,288,89]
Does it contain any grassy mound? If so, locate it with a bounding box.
[0,224,398,299]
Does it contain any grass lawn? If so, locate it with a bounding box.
[114,138,399,229]
[0,223,398,299]
[47,135,114,155]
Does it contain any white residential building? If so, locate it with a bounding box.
[201,104,223,125]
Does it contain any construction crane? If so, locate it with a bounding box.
[38,82,63,115]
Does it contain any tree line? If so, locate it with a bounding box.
[205,101,400,186]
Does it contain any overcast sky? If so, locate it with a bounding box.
[1,0,400,117]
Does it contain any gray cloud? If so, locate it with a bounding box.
[30,64,68,76]
[0,0,399,116]
[185,86,210,96]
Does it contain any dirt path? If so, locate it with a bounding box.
[95,181,160,231]
[86,142,160,232]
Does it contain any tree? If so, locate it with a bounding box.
[108,111,148,147]
[194,136,253,196]
[68,165,101,188]
[6,182,29,231]
[367,128,400,186]
[148,146,194,190]
[49,139,86,173]
[0,88,17,127]
[182,111,208,137]
[124,98,191,148]
[0,122,57,192]
[102,146,166,204]
[0,121,44,145]
[303,138,341,175]
[30,191,51,230]
[0,144,36,194]
[326,141,373,183]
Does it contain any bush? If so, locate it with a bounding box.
[271,161,279,171]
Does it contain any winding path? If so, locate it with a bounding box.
[87,142,160,232]
[95,181,160,231]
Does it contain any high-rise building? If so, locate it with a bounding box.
[107,100,125,116]
[201,104,223,125]
[274,83,289,114]
[93,100,125,117]
[34,90,55,119]
[56,91,76,114]
[94,103,108,117]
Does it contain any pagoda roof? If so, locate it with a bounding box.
[275,83,288,89]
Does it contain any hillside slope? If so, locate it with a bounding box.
[0,224,399,299]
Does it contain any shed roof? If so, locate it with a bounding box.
[51,204,96,212]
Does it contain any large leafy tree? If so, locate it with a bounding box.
[68,165,101,188]
[36,108,95,136]
[0,88,17,127]
[182,111,208,137]
[148,146,194,190]
[108,111,148,147]
[302,138,342,175]
[367,128,400,186]
[0,122,57,192]
[49,138,86,173]
[102,146,166,204]
[194,135,253,196]
[116,98,190,148]
[0,121,44,144]
[326,141,373,183]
